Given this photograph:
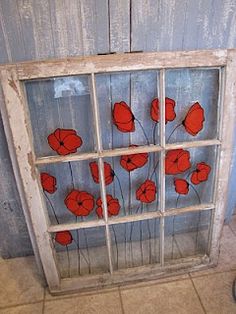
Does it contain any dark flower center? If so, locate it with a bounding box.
[78,201,82,206]
[127,158,131,163]
[59,141,64,146]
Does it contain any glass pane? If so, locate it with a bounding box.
[165,145,217,209]
[164,210,212,261]
[38,159,101,224]
[165,68,219,143]
[25,75,96,157]
[96,70,160,150]
[102,152,160,218]
[110,219,160,270]
[53,226,108,278]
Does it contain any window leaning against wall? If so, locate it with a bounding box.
[0,50,235,294]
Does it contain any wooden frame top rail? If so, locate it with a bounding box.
[0,49,227,81]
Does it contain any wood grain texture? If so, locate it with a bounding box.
[0,0,235,260]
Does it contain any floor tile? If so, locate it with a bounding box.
[192,271,236,314]
[120,278,204,314]
[0,257,44,308]
[0,302,43,314]
[190,225,236,277]
[44,290,122,314]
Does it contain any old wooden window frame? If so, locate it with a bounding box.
[0,49,235,294]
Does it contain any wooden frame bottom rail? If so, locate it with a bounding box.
[50,255,210,295]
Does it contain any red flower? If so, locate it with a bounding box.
[182,102,205,136]
[136,180,156,203]
[96,195,120,218]
[47,128,83,155]
[55,231,73,246]
[40,172,57,194]
[89,162,114,185]
[120,145,148,172]
[191,162,211,185]
[150,97,176,123]
[174,178,189,195]
[112,101,135,132]
[165,149,191,175]
[64,190,94,216]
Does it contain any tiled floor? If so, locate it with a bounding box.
[0,220,236,314]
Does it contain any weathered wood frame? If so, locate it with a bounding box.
[0,49,235,294]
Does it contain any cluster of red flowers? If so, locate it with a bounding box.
[41,97,208,245]
[112,99,205,137]
[174,162,211,195]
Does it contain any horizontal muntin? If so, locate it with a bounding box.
[48,203,214,233]
[35,139,220,165]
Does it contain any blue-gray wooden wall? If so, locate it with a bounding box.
[0,0,235,258]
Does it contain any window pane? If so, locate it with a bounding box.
[53,226,108,278]
[103,152,160,218]
[38,159,101,224]
[165,68,219,143]
[164,210,212,261]
[110,219,160,270]
[96,70,160,150]
[25,75,96,157]
[165,145,217,209]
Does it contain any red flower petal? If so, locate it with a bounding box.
[136,180,156,203]
[55,231,73,246]
[40,172,57,194]
[96,195,120,218]
[89,162,114,185]
[165,149,191,175]
[112,101,135,132]
[182,102,205,136]
[174,178,189,195]
[150,97,176,123]
[47,128,83,155]
[120,145,148,172]
[64,189,94,216]
[190,162,211,185]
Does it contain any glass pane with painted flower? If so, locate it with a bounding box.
[98,152,160,218]
[38,159,101,225]
[165,146,217,210]
[95,71,161,150]
[25,75,96,157]
[53,226,108,278]
[165,68,219,144]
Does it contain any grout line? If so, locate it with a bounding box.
[0,300,44,311]
[189,276,207,314]
[118,286,125,314]
[189,268,236,279]
[42,288,46,314]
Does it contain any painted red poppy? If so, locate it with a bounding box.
[191,162,211,185]
[47,128,83,155]
[165,149,191,175]
[182,102,205,136]
[120,145,148,172]
[112,101,135,132]
[55,231,73,246]
[136,179,156,203]
[174,178,189,195]
[150,97,176,123]
[64,190,94,216]
[96,195,120,218]
[89,161,114,185]
[40,172,57,194]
